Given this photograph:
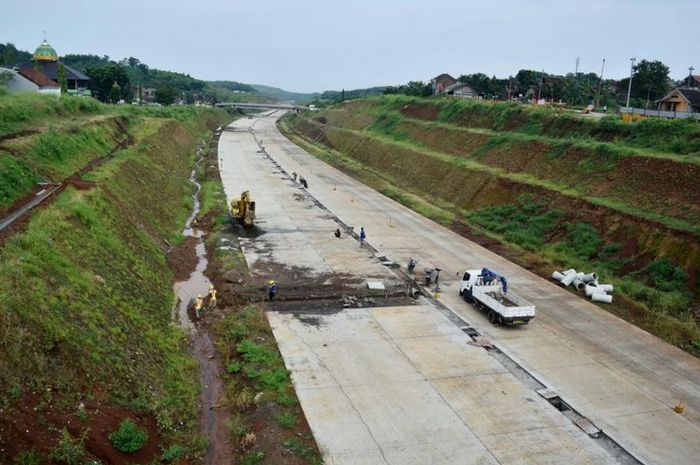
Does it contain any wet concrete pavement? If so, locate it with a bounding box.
[217,113,700,465]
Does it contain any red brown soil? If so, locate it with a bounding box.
[167,235,199,281]
[0,391,161,465]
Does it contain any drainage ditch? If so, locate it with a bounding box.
[171,138,229,465]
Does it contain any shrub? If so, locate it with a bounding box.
[109,419,148,454]
[13,450,40,465]
[276,412,296,429]
[564,222,603,259]
[161,445,186,462]
[226,361,242,373]
[50,429,85,465]
[631,259,689,292]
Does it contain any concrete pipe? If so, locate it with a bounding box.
[572,278,586,291]
[580,272,598,283]
[592,292,613,303]
[584,283,598,297]
[597,284,614,293]
[552,271,565,281]
[560,269,578,287]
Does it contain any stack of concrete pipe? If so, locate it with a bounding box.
[551,269,613,303]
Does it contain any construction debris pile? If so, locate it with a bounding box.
[551,269,614,303]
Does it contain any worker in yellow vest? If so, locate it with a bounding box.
[208,285,217,308]
[195,294,204,319]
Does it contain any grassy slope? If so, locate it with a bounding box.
[0,94,230,461]
[280,100,700,355]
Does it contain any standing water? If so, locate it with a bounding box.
[172,142,229,465]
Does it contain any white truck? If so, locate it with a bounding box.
[459,268,536,325]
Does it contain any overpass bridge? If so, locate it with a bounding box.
[215,102,305,111]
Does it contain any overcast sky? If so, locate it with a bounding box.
[1,0,697,93]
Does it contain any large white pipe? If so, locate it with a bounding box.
[592,292,612,303]
[552,271,565,281]
[584,283,598,297]
[572,278,586,291]
[597,284,614,293]
[560,269,578,286]
[580,272,598,283]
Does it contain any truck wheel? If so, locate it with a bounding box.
[488,310,497,324]
[459,289,464,296]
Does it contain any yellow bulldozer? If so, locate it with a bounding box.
[230,190,256,229]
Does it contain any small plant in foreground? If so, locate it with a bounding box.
[276,412,296,429]
[240,451,265,465]
[161,445,186,462]
[226,361,242,373]
[13,450,40,465]
[50,429,85,465]
[109,419,148,454]
[240,431,257,451]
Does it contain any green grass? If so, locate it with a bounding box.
[369,94,700,156]
[0,106,230,462]
[468,200,566,250]
[283,437,323,464]
[0,92,104,137]
[295,115,700,236]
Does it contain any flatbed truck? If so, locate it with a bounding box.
[459,268,536,325]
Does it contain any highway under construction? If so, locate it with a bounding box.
[217,111,700,465]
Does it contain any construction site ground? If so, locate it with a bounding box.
[217,112,700,465]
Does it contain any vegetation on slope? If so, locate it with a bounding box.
[0,94,230,463]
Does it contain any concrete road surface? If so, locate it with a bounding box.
[218,113,700,465]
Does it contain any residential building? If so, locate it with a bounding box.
[657,87,700,113]
[444,82,476,99]
[430,73,457,95]
[18,39,90,95]
[1,67,60,95]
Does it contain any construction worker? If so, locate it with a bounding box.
[195,294,204,319]
[268,280,277,302]
[334,228,341,238]
[208,285,217,308]
[359,227,366,247]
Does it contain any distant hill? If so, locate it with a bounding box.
[0,42,310,105]
[250,84,319,103]
[320,86,387,102]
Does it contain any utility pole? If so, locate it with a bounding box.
[595,58,606,109]
[687,66,695,87]
[625,58,636,108]
[537,69,544,102]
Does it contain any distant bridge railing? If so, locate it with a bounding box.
[619,107,700,120]
[215,102,306,111]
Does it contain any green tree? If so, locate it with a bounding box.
[85,64,131,102]
[0,42,31,66]
[0,69,13,87]
[109,81,122,103]
[155,84,178,105]
[57,62,68,94]
[514,69,540,96]
[619,59,670,106]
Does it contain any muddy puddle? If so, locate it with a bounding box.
[172,144,229,465]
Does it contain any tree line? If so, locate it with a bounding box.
[384,59,681,109]
[0,42,257,105]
